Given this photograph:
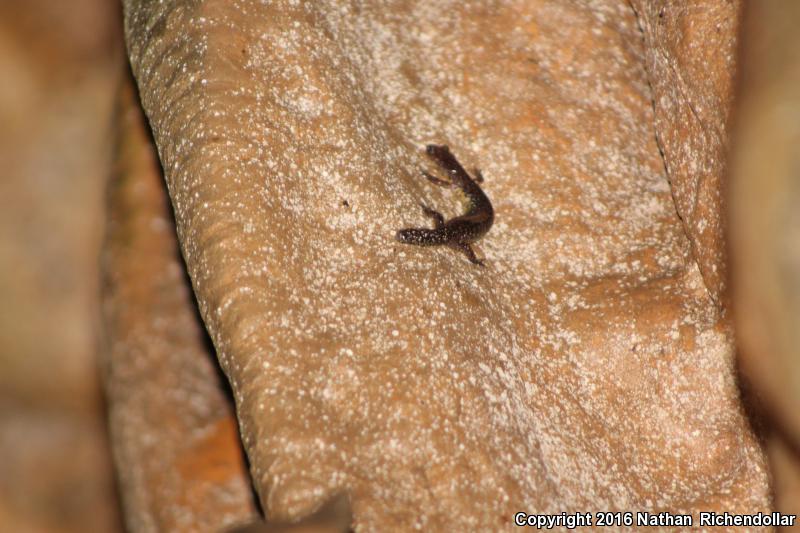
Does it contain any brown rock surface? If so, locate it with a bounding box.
[101,80,259,532]
[629,0,741,307]
[0,1,123,531]
[121,0,769,530]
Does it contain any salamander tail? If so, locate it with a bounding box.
[395,227,449,246]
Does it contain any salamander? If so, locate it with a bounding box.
[396,144,494,265]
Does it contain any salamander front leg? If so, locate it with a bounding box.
[422,170,453,188]
[419,204,445,228]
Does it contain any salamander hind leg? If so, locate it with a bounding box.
[453,242,485,266]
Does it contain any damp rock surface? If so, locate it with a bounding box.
[122,0,770,529]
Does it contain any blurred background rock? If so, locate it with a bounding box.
[730,1,800,523]
[0,1,124,531]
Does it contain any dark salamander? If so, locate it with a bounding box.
[396,144,494,265]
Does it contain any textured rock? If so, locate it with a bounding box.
[122,0,770,530]
[228,493,351,533]
[101,79,258,532]
[629,0,741,307]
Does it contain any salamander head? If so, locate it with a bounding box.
[426,144,450,158]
